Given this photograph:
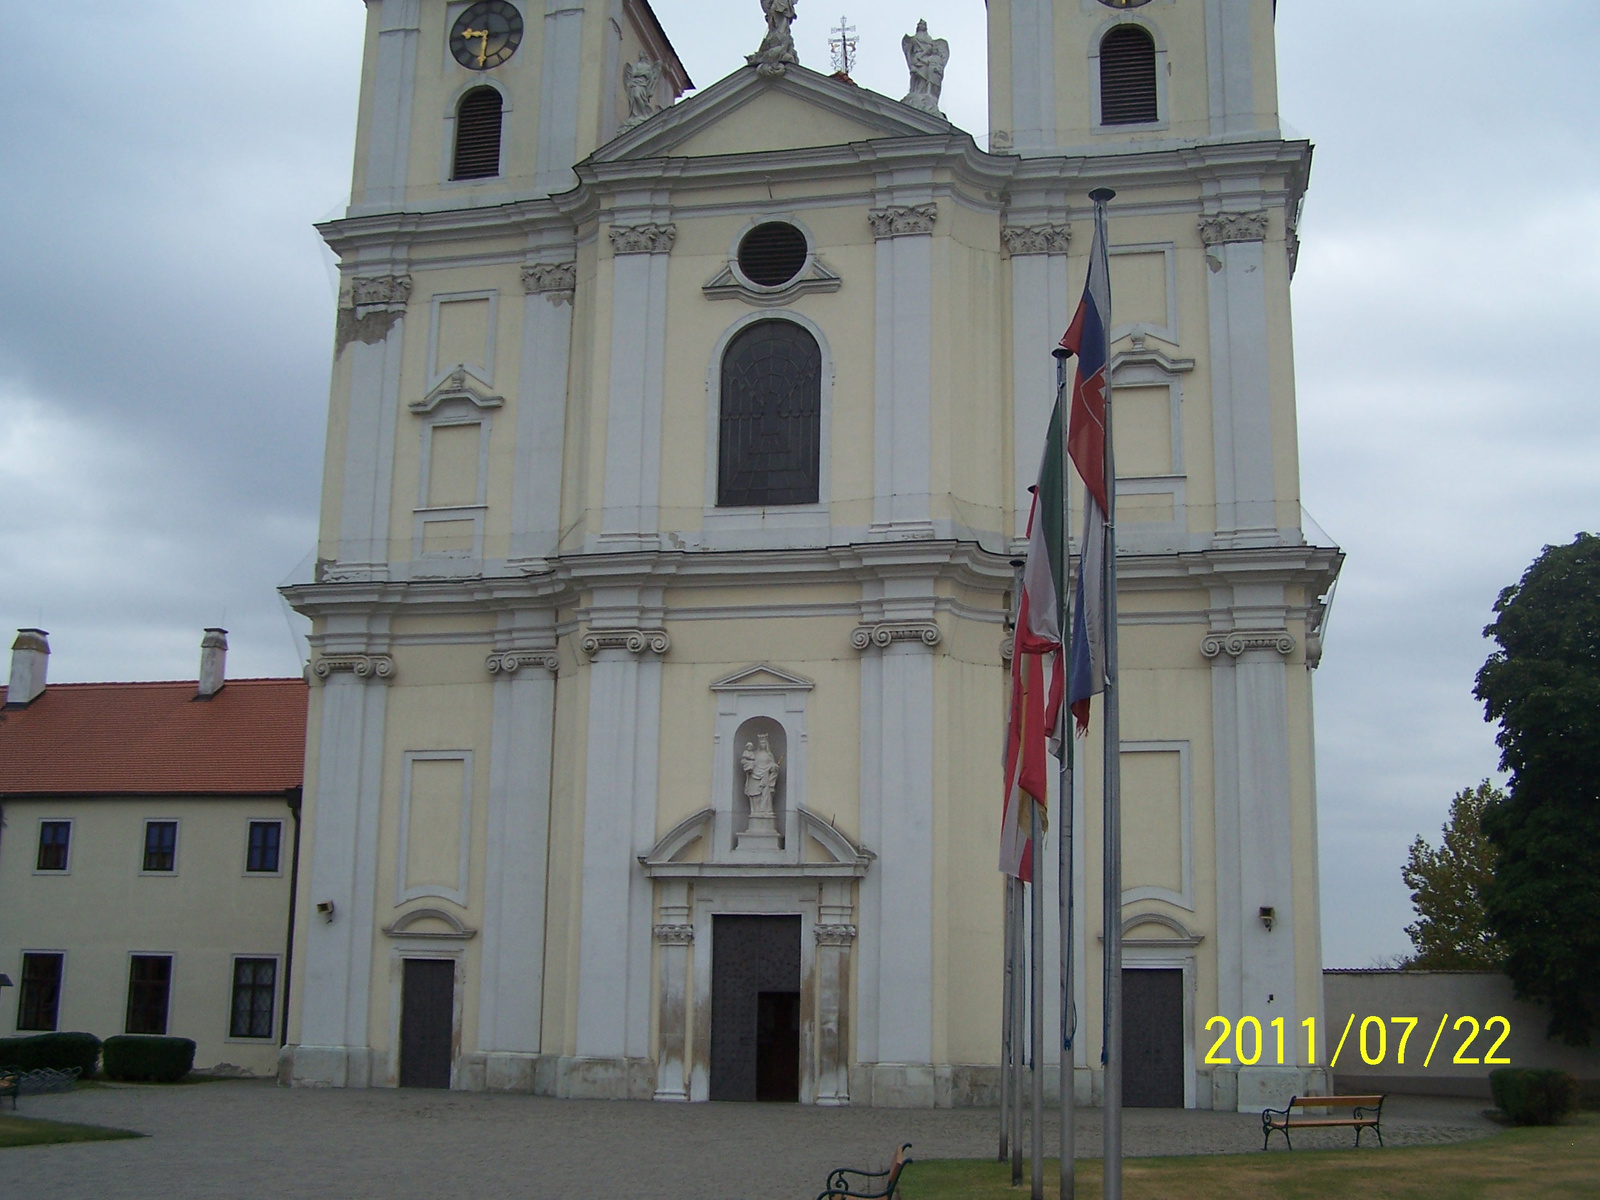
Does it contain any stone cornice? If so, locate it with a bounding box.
[580,627,671,657]
[311,653,395,683]
[486,650,560,675]
[850,621,942,651]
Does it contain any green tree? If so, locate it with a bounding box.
[1402,782,1507,970]
[1474,532,1600,1045]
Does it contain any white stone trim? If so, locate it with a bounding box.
[703,214,842,306]
[439,74,514,186]
[533,0,584,195]
[395,750,474,907]
[701,309,834,542]
[426,289,499,389]
[336,310,404,570]
[1006,0,1057,154]
[511,255,575,563]
[137,817,181,877]
[360,0,421,211]
[30,817,73,876]
[1204,0,1263,138]
[708,667,811,862]
[872,217,934,534]
[1120,741,1194,911]
[600,237,671,541]
[1109,242,1180,347]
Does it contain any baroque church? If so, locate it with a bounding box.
[282,0,1341,1111]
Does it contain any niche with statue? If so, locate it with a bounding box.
[732,716,787,853]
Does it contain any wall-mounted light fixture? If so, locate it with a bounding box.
[1259,906,1276,932]
[316,900,336,923]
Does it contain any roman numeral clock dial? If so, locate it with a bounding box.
[450,1,525,70]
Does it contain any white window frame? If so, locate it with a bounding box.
[14,949,68,1033]
[243,818,286,878]
[224,954,282,1043]
[32,818,73,875]
[124,951,176,1036]
[139,818,181,877]
[1090,15,1170,135]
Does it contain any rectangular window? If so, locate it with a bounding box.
[246,821,282,873]
[143,821,178,873]
[36,821,71,871]
[16,953,64,1032]
[229,958,277,1039]
[126,955,172,1035]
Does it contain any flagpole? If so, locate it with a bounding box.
[1012,875,1025,1187]
[1089,185,1124,1200]
[1054,357,1076,1200]
[1001,558,1024,1165]
[1030,802,1044,1200]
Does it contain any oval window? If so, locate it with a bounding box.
[737,223,809,288]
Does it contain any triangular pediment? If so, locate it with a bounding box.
[594,64,956,164]
[409,367,504,414]
[710,663,815,693]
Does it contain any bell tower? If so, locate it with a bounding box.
[987,0,1281,153]
[349,0,690,217]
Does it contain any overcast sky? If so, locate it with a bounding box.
[1,1,1595,967]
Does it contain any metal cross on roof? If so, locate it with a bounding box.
[829,15,858,77]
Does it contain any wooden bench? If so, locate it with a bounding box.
[0,1067,19,1110]
[816,1142,913,1199]
[1262,1094,1384,1150]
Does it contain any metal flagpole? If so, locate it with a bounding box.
[1012,877,1025,1187]
[1089,185,1124,1200]
[1000,875,1014,1162]
[1055,358,1076,1200]
[1030,804,1044,1200]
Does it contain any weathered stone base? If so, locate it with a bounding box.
[281,1044,374,1088]
[552,1055,657,1099]
[1235,1065,1330,1113]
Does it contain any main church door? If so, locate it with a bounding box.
[1122,968,1184,1107]
[710,915,801,1101]
[399,959,454,1089]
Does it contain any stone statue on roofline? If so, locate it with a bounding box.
[901,19,949,118]
[620,54,662,132]
[748,0,800,79]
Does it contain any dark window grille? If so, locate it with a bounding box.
[126,955,172,1035]
[737,223,809,287]
[229,959,277,1039]
[453,87,504,180]
[717,321,822,508]
[1099,25,1159,125]
[17,953,63,1032]
[143,821,177,872]
[247,821,282,873]
[36,821,70,871]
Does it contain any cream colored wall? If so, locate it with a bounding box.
[0,797,293,1077]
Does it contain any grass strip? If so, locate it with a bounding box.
[0,1114,144,1148]
[900,1114,1599,1200]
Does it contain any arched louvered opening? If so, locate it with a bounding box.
[718,321,822,508]
[453,87,504,180]
[1099,25,1159,126]
[738,223,809,288]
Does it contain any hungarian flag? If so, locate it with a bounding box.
[1057,213,1112,735]
[1000,398,1066,880]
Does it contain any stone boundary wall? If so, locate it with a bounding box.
[1324,970,1600,1099]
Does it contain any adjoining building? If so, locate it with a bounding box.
[0,630,307,1077]
[282,0,1340,1110]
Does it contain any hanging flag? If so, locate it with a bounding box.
[1000,400,1067,879]
[1056,214,1113,735]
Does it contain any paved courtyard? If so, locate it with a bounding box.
[10,1081,1498,1199]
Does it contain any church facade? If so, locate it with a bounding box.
[282,0,1340,1111]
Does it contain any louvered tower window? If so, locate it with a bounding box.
[718,321,822,508]
[453,87,504,180]
[1099,26,1159,125]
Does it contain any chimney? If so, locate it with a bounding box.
[7,629,49,706]
[198,628,228,698]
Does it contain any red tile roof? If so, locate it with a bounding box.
[0,679,307,796]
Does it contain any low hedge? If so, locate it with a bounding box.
[0,1032,101,1076]
[1490,1067,1581,1125]
[101,1036,195,1084]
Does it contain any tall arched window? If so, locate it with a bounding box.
[452,87,504,180]
[717,321,822,508]
[1099,25,1158,125]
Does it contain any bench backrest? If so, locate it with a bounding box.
[885,1143,913,1192]
[1291,1095,1383,1109]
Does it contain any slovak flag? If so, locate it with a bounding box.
[1056,213,1112,735]
[1000,400,1067,880]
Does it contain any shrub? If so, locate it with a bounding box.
[101,1036,195,1083]
[0,1032,101,1075]
[1490,1067,1581,1125]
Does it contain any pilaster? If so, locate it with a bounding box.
[1006,0,1058,154]
[360,0,421,212]
[1004,222,1073,542]
[653,888,693,1102]
[512,253,577,564]
[534,0,589,196]
[870,205,936,538]
[336,275,409,572]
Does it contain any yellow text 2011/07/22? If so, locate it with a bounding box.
[1201,1014,1513,1068]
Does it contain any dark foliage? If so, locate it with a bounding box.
[1475,533,1600,1044]
[1401,781,1507,969]
[101,1035,195,1083]
[0,1032,101,1075]
[1489,1067,1581,1125]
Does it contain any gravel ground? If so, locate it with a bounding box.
[7,1082,1499,1199]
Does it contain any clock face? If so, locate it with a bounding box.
[1098,0,1153,7]
[450,1,525,71]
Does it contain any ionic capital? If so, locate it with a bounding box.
[1201,630,1296,659]
[486,650,560,675]
[580,628,671,658]
[312,653,396,683]
[851,621,942,651]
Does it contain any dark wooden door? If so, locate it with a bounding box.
[710,915,801,1101]
[1122,968,1184,1107]
[399,959,454,1089]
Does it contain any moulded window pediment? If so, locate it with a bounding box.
[703,257,841,307]
[710,663,815,693]
[409,367,504,414]
[383,907,478,939]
